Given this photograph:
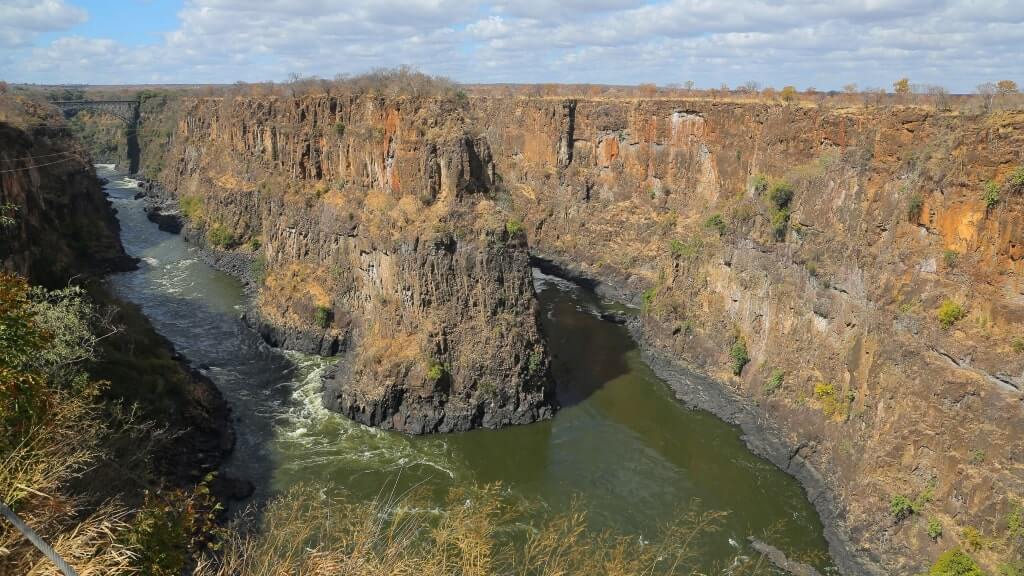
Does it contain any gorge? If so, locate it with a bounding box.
[2,82,1022,575]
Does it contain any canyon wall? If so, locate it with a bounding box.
[138,94,555,433]
[471,97,1024,574]
[0,106,236,495]
[120,93,1024,573]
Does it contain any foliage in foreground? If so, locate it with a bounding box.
[195,483,782,576]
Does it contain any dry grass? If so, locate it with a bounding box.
[0,392,139,575]
[196,483,776,576]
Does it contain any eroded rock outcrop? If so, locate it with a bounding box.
[138,95,555,433]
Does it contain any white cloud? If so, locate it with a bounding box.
[1,0,1021,91]
[0,0,87,48]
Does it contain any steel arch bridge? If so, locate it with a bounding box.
[52,100,139,125]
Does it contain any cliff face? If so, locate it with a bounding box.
[471,98,1024,574]
[116,93,1024,572]
[140,95,555,433]
[0,121,132,286]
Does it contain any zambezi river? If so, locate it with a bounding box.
[101,166,835,574]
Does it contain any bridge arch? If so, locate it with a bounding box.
[52,100,140,126]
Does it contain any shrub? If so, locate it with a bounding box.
[770,207,791,240]
[249,257,266,285]
[207,225,235,248]
[505,218,523,237]
[729,337,749,376]
[961,527,985,552]
[703,213,726,235]
[766,181,794,210]
[333,122,345,137]
[1009,166,1024,192]
[0,203,18,229]
[890,494,914,521]
[929,548,984,576]
[984,180,1001,209]
[426,361,445,382]
[1012,337,1024,353]
[750,174,770,194]
[927,517,943,540]
[528,348,544,375]
[641,288,657,313]
[937,299,965,329]
[669,237,702,258]
[313,305,331,328]
[179,195,204,220]
[943,249,959,269]
[908,194,924,221]
[765,369,784,394]
[815,382,851,420]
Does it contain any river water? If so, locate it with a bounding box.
[101,167,834,574]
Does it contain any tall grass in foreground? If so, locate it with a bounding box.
[196,483,777,576]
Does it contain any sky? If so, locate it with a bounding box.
[0,0,1021,92]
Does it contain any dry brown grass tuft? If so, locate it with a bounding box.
[196,483,777,576]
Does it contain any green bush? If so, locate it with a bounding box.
[929,548,984,576]
[938,299,966,329]
[333,122,345,137]
[943,249,959,269]
[770,207,791,240]
[766,181,794,210]
[505,218,523,237]
[426,361,445,382]
[984,181,1001,209]
[669,237,703,258]
[207,225,236,248]
[908,194,924,221]
[314,305,331,328]
[179,195,204,220]
[641,288,657,313]
[250,257,266,285]
[528,348,544,375]
[1009,166,1024,191]
[750,174,770,194]
[765,369,784,394]
[729,337,749,376]
[890,494,914,521]
[927,517,943,540]
[703,213,726,235]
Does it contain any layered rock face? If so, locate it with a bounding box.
[471,98,1024,574]
[114,93,1023,572]
[139,95,555,433]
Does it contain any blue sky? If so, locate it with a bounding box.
[1,0,1022,92]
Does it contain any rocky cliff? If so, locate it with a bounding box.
[470,97,1024,575]
[137,94,555,433]
[0,100,236,496]
[84,91,1024,573]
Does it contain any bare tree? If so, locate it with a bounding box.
[977,82,997,113]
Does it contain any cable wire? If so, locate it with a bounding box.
[0,156,83,174]
[0,501,80,576]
